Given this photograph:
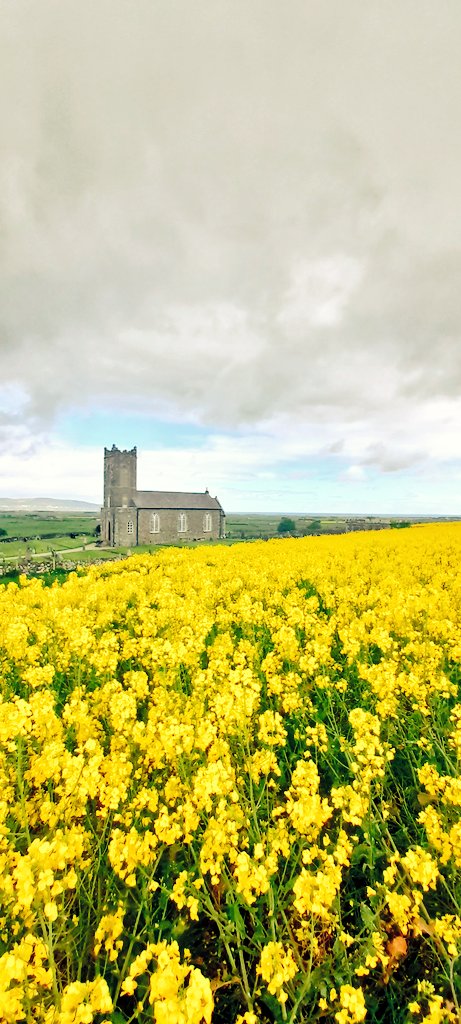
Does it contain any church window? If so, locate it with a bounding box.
[178,513,188,533]
[127,520,134,535]
[150,513,160,533]
[203,513,212,532]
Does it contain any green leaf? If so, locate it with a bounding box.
[360,904,377,931]
[226,901,246,937]
[350,842,370,866]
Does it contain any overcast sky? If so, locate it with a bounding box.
[1,1,461,512]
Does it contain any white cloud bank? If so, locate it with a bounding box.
[1,1,461,506]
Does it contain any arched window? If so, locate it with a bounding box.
[203,513,212,532]
[127,520,134,535]
[150,513,160,534]
[178,513,188,533]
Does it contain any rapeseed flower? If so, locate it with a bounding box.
[2,524,461,1021]
[257,942,297,1004]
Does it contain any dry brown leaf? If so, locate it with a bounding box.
[386,935,407,959]
[383,935,408,985]
[210,977,241,993]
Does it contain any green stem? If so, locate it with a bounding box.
[37,911,60,1008]
[112,899,145,1007]
[449,957,461,1022]
[200,887,239,977]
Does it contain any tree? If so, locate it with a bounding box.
[277,517,296,535]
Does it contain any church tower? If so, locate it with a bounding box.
[103,445,137,509]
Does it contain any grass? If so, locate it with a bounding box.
[0,511,98,539]
[61,548,125,562]
[0,512,99,561]
[0,535,94,558]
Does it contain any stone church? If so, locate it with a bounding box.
[100,445,225,546]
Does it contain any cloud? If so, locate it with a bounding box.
[277,256,364,330]
[342,465,366,482]
[0,0,460,489]
[0,432,318,505]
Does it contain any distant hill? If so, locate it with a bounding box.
[0,498,100,512]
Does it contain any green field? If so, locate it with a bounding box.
[225,513,393,540]
[0,511,98,540]
[0,512,99,562]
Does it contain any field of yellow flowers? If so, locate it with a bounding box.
[2,524,461,1024]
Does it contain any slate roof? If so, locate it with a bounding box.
[135,490,224,511]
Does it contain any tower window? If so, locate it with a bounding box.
[203,513,212,532]
[127,520,134,535]
[178,513,188,533]
[150,513,160,534]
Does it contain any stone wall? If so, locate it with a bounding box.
[137,508,222,545]
[100,509,111,545]
[103,446,137,511]
[102,506,225,546]
[113,507,138,547]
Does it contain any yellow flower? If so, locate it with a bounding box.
[401,847,440,891]
[257,942,297,1004]
[94,904,125,960]
[334,984,367,1024]
[59,978,113,1024]
[44,902,58,921]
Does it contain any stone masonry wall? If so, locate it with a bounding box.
[104,447,137,510]
[137,508,221,544]
[113,507,138,547]
[102,507,224,547]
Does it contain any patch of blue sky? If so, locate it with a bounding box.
[276,457,341,482]
[239,458,461,516]
[55,410,212,450]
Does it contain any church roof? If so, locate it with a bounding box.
[135,490,224,511]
